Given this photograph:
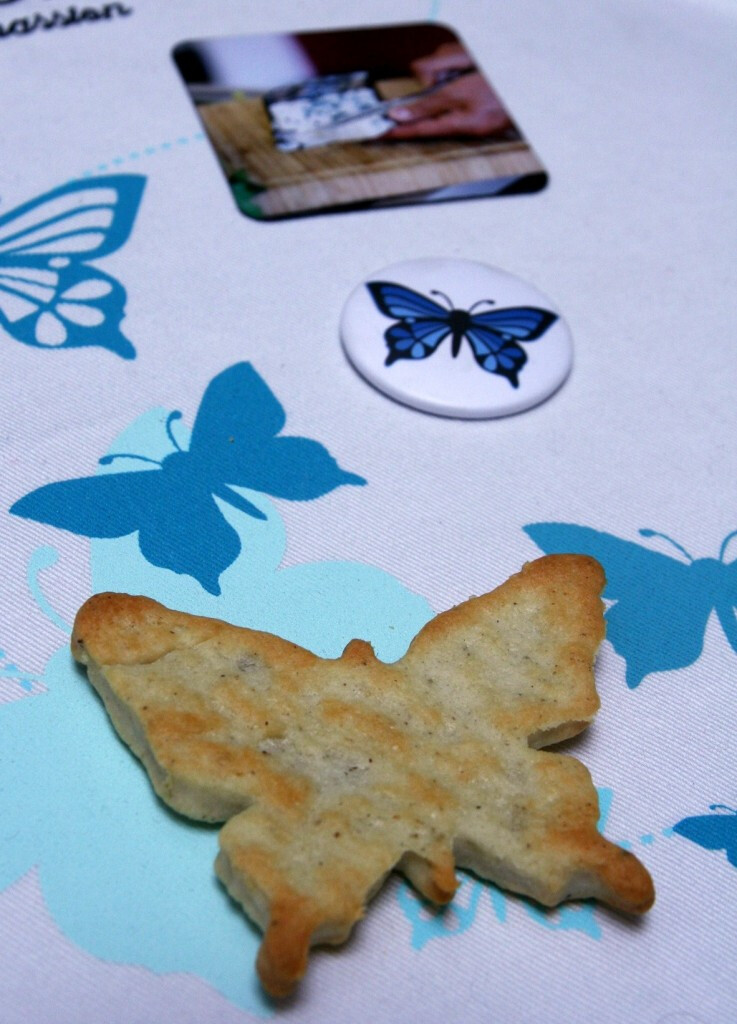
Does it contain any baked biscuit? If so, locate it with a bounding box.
[72,554,654,997]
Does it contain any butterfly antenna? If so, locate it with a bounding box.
[165,410,184,452]
[429,289,454,309]
[718,529,737,562]
[98,452,162,467]
[709,804,737,814]
[97,411,184,467]
[639,529,693,562]
[468,299,496,313]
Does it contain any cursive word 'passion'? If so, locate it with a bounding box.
[0,3,132,38]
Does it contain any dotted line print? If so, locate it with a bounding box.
[79,130,206,177]
[620,825,675,850]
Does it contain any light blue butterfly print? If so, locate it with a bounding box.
[0,175,145,358]
[524,523,737,688]
[0,647,39,695]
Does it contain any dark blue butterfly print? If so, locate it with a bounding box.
[10,363,366,595]
[673,805,737,869]
[0,175,145,358]
[524,523,737,688]
[366,281,558,387]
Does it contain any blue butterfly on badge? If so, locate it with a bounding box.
[10,363,366,595]
[673,805,737,869]
[367,280,558,387]
[0,175,145,358]
[524,523,737,688]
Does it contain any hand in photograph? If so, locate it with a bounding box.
[386,42,512,139]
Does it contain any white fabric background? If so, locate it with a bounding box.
[1,1,736,1021]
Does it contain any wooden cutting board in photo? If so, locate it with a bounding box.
[196,83,544,218]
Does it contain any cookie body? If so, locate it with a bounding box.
[72,554,654,997]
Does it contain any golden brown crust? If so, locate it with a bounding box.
[71,555,654,997]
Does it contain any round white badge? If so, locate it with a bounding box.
[340,258,572,418]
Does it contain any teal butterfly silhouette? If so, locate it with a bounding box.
[11,363,366,595]
[524,523,737,687]
[0,175,145,357]
[673,805,737,869]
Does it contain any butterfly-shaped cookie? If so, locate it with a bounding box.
[11,363,365,594]
[524,523,737,687]
[0,175,145,357]
[72,554,654,997]
[366,281,558,386]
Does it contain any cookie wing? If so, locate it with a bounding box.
[72,592,318,822]
[401,554,606,746]
[399,554,654,912]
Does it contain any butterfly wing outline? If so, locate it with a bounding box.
[524,523,716,687]
[466,307,558,386]
[10,363,366,595]
[366,281,453,365]
[673,808,737,868]
[0,175,145,357]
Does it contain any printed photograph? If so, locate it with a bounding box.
[173,22,547,220]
